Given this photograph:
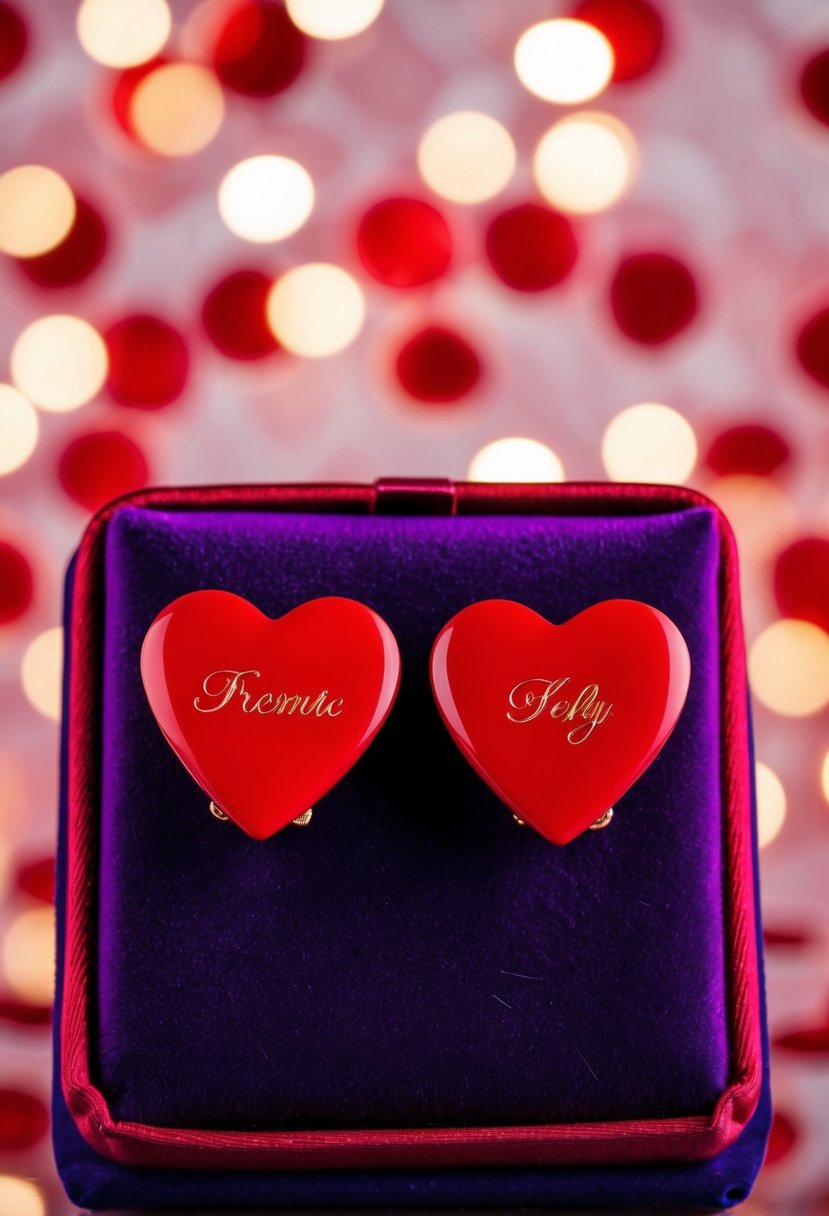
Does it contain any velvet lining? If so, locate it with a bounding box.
[95,505,726,1129]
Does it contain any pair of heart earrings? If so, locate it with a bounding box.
[140,590,691,847]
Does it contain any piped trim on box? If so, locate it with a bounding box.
[60,480,762,1170]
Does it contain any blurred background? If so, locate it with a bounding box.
[1,0,829,1212]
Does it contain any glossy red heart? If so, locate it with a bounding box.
[141,591,401,839]
[430,598,691,845]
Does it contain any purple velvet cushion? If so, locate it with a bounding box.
[97,505,726,1131]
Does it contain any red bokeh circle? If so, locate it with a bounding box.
[765,1108,799,1166]
[573,0,665,82]
[111,57,165,138]
[763,923,815,948]
[59,430,150,511]
[395,325,482,404]
[774,1021,829,1054]
[800,48,829,128]
[704,424,791,477]
[773,536,829,632]
[105,315,189,409]
[486,203,577,292]
[0,998,51,1028]
[15,856,55,905]
[796,305,829,389]
[609,251,698,345]
[0,540,33,625]
[0,2,27,82]
[202,269,278,360]
[19,197,107,288]
[0,1088,49,1151]
[357,198,452,288]
[209,1,305,97]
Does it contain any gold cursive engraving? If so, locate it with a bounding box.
[194,669,344,717]
[507,677,612,744]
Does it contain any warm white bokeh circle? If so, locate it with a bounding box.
[130,63,224,157]
[515,19,614,104]
[266,264,365,357]
[2,905,55,1006]
[11,316,108,412]
[749,619,829,717]
[533,112,636,214]
[755,761,787,848]
[0,165,76,258]
[418,111,516,204]
[286,0,384,39]
[0,385,39,476]
[218,156,315,243]
[20,627,63,721]
[821,750,829,807]
[0,1177,45,1216]
[601,402,697,484]
[468,437,565,483]
[77,0,172,67]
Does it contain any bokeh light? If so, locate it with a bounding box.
[0,385,38,477]
[58,429,149,510]
[821,751,829,807]
[533,112,636,214]
[1,906,55,1006]
[0,165,75,258]
[130,62,224,157]
[209,0,305,97]
[704,423,791,477]
[11,315,108,412]
[15,856,55,904]
[514,19,614,104]
[394,325,482,404]
[485,203,577,292]
[20,627,63,721]
[601,402,697,483]
[610,251,698,345]
[218,155,314,243]
[104,315,189,409]
[749,619,829,717]
[774,536,829,633]
[19,196,108,288]
[286,0,384,40]
[468,437,564,482]
[418,112,516,205]
[800,48,829,130]
[0,3,27,81]
[266,263,365,357]
[357,197,451,288]
[0,1089,49,1151]
[756,761,787,848]
[0,1177,44,1216]
[764,1107,800,1164]
[795,304,829,390]
[573,0,665,82]
[77,0,171,68]
[0,541,33,625]
[202,269,278,360]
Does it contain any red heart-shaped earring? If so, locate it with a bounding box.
[429,598,691,845]
[141,590,401,840]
